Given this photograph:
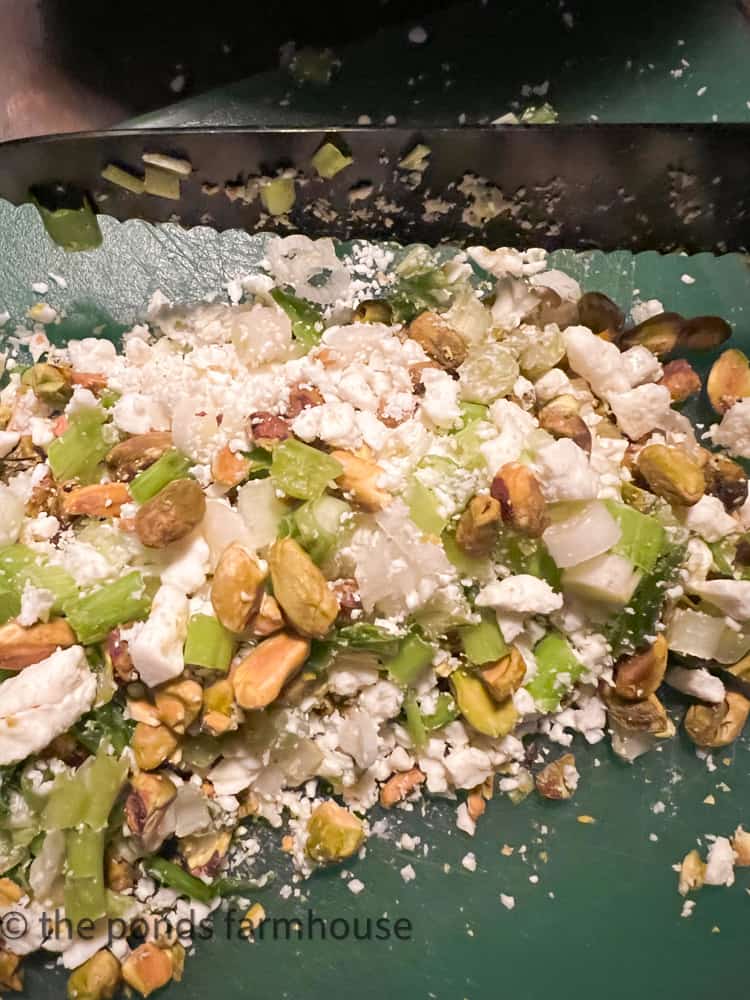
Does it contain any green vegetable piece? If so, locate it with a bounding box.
[270,287,324,351]
[605,542,685,658]
[184,614,236,672]
[21,363,73,407]
[47,409,110,483]
[605,500,666,574]
[336,623,402,658]
[0,545,77,615]
[312,142,353,179]
[65,571,150,645]
[306,801,364,863]
[398,144,431,171]
[101,164,145,193]
[73,702,134,757]
[30,188,102,252]
[450,668,518,738]
[528,632,584,713]
[261,177,296,216]
[454,402,489,431]
[143,164,181,200]
[458,610,509,665]
[520,102,558,123]
[0,587,20,626]
[129,448,192,504]
[271,439,343,500]
[44,750,127,831]
[290,495,350,564]
[386,633,434,686]
[404,692,427,750]
[496,531,560,589]
[406,477,446,536]
[246,446,273,478]
[421,692,458,731]
[144,855,215,903]
[64,827,106,924]
[441,530,491,578]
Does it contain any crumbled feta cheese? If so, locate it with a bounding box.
[400,864,416,883]
[562,325,630,399]
[499,893,516,910]
[608,384,673,440]
[17,583,55,627]
[461,852,477,872]
[420,368,462,429]
[665,666,725,704]
[112,392,170,435]
[682,495,739,543]
[130,584,190,687]
[620,346,663,387]
[477,575,562,618]
[689,579,750,621]
[533,439,598,501]
[704,836,735,886]
[533,367,572,404]
[712,399,750,458]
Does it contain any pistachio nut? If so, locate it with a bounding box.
[125,772,177,853]
[490,462,547,537]
[330,578,362,624]
[66,949,121,1000]
[121,943,174,999]
[659,359,701,404]
[379,768,426,808]
[201,678,238,736]
[455,494,501,555]
[684,690,750,747]
[731,825,750,867]
[577,291,624,335]
[61,483,131,519]
[636,444,705,507]
[131,722,180,771]
[21,363,72,408]
[450,668,519,738]
[106,628,134,683]
[105,854,136,893]
[0,619,76,671]
[619,312,683,355]
[306,800,365,863]
[355,299,393,324]
[247,411,291,450]
[25,472,62,520]
[106,432,173,481]
[0,951,23,993]
[480,647,526,702]
[679,315,731,351]
[602,689,670,734]
[678,849,706,896]
[538,395,592,454]
[232,631,311,710]
[614,635,668,701]
[707,348,750,415]
[704,452,748,511]
[135,478,206,549]
[535,752,578,800]
[285,383,324,419]
[406,311,468,370]
[248,593,285,637]
[154,678,203,734]
[210,445,251,488]
[330,449,391,512]
[268,538,339,638]
[180,830,231,877]
[211,542,267,633]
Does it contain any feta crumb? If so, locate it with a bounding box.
[499,893,515,910]
[400,864,416,883]
[347,878,365,895]
[461,852,477,872]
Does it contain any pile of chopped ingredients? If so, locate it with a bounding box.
[1,236,750,996]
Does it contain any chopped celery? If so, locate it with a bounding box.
[453,402,489,431]
[386,633,434,686]
[0,545,77,614]
[261,178,296,216]
[311,142,353,178]
[442,530,491,578]
[47,409,111,482]
[458,610,508,665]
[270,288,324,351]
[406,478,446,536]
[144,856,214,903]
[404,692,427,750]
[451,419,490,471]
[604,500,665,574]
[271,440,342,501]
[496,532,560,589]
[100,164,145,194]
[130,449,192,504]
[64,827,106,924]
[528,632,584,713]
[44,751,127,831]
[184,614,236,671]
[336,623,402,659]
[605,543,685,657]
[65,571,150,645]
[421,692,459,731]
[0,587,20,626]
[388,261,451,324]
[288,495,350,564]
[30,185,102,252]
[144,164,181,200]
[73,702,134,757]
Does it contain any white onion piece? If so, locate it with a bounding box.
[543,501,621,568]
[237,479,288,553]
[203,498,256,568]
[666,607,750,664]
[0,485,24,547]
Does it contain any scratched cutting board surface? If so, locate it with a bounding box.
[1,202,749,999]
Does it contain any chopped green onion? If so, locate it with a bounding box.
[65,571,150,646]
[0,589,17,628]
[528,632,584,713]
[604,500,666,574]
[30,186,102,252]
[605,543,685,657]
[453,402,489,431]
[458,610,509,665]
[64,827,106,924]
[143,856,214,903]
[312,143,353,179]
[385,633,434,686]
[404,692,427,750]
[406,477,446,536]
[270,288,324,351]
[271,439,342,501]
[129,448,192,503]
[47,409,111,482]
[144,164,181,200]
[335,623,402,659]
[73,702,134,757]
[421,692,459,731]
[184,614,236,671]
[261,178,296,216]
[100,164,145,194]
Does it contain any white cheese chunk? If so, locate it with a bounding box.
[712,399,750,458]
[620,346,663,387]
[682,495,739,543]
[477,574,563,617]
[533,439,598,502]
[689,579,750,621]
[664,666,725,704]
[608,384,673,440]
[130,584,189,687]
[420,368,462,429]
[112,393,170,436]
[0,647,96,765]
[704,837,735,887]
[562,325,630,399]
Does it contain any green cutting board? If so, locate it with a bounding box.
[3,202,749,1000]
